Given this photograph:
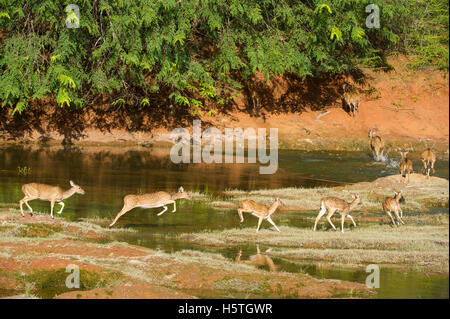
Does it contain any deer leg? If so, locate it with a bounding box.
[157,206,168,216]
[341,214,346,233]
[56,201,65,214]
[25,200,34,216]
[314,203,327,231]
[236,250,242,263]
[20,196,35,217]
[326,209,337,230]
[109,205,134,228]
[397,209,405,224]
[266,217,280,232]
[386,211,397,228]
[19,196,29,217]
[170,200,176,213]
[347,214,357,227]
[50,200,55,219]
[256,216,264,233]
[238,209,244,223]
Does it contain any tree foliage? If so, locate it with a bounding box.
[0,0,448,115]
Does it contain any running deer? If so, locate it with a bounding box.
[398,148,414,181]
[342,83,360,117]
[19,180,85,218]
[313,194,361,233]
[421,148,436,178]
[235,245,278,272]
[368,128,385,161]
[382,190,406,227]
[237,197,283,232]
[109,187,192,228]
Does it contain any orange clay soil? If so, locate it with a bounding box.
[0,210,371,299]
[1,56,448,150]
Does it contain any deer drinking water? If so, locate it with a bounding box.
[313,194,361,233]
[109,186,192,228]
[382,191,406,227]
[237,197,283,232]
[421,148,436,178]
[19,180,85,218]
[368,128,385,161]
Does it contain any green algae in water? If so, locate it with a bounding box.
[19,269,123,299]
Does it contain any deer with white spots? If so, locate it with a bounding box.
[19,180,85,218]
[313,194,361,233]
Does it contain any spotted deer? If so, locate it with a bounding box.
[398,148,414,181]
[368,128,385,161]
[342,84,360,117]
[109,187,192,227]
[19,180,85,218]
[421,148,436,178]
[313,194,361,233]
[382,191,406,227]
[237,197,283,232]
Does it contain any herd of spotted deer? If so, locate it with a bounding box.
[17,128,438,234]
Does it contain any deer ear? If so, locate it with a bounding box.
[70,180,75,187]
[178,186,184,193]
[351,194,356,199]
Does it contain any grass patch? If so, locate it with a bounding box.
[16,223,63,238]
[18,269,124,299]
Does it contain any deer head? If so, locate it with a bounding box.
[394,190,405,203]
[351,193,362,206]
[69,180,85,195]
[177,186,192,200]
[397,148,413,159]
[273,196,284,207]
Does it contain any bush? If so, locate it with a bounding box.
[0,0,448,115]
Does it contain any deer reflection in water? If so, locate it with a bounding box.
[235,245,278,272]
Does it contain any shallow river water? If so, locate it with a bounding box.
[0,144,448,298]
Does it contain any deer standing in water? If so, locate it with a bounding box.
[342,83,360,117]
[368,128,385,161]
[19,180,85,218]
[421,148,436,178]
[237,197,283,232]
[382,191,406,227]
[235,245,278,272]
[313,194,361,233]
[109,187,192,228]
[398,148,414,182]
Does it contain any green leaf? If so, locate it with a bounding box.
[57,88,71,107]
